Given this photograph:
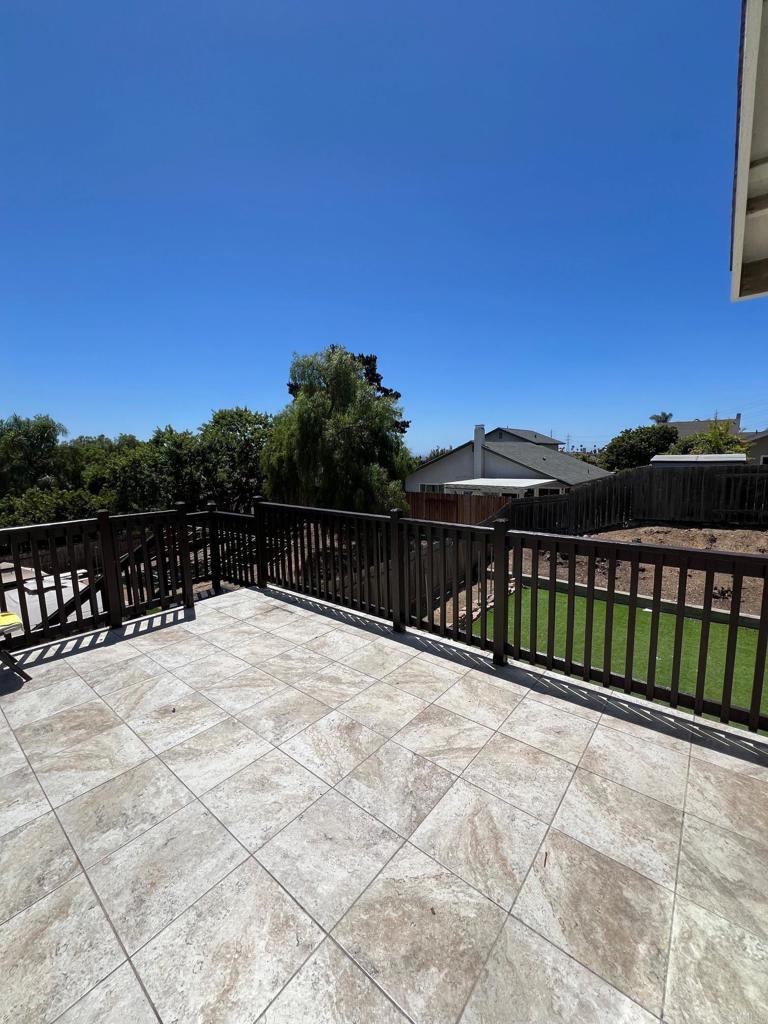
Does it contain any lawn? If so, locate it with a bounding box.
[476,587,767,716]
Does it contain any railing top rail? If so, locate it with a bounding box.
[0,516,99,537]
[402,515,495,534]
[259,501,390,522]
[111,509,178,523]
[505,526,768,573]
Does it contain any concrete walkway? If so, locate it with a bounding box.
[1,586,768,1023]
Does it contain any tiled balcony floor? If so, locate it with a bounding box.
[2,586,768,1023]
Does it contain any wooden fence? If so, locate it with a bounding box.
[406,491,508,525]
[498,463,768,534]
[3,500,768,733]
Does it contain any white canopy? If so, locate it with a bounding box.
[442,477,556,494]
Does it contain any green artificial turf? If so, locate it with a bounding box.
[476,587,766,716]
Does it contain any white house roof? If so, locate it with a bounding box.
[443,477,557,492]
[650,454,748,464]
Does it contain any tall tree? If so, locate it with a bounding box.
[600,424,678,471]
[0,414,66,495]
[198,407,272,510]
[649,411,673,424]
[263,346,413,511]
[671,420,748,455]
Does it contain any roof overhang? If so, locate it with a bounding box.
[732,0,768,298]
[443,477,557,494]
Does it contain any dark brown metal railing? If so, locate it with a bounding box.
[2,499,767,734]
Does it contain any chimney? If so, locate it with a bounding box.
[473,424,485,478]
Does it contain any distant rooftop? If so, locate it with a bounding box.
[651,453,748,464]
[670,415,741,438]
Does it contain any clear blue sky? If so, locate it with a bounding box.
[3,1,766,454]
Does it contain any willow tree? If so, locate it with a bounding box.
[261,347,414,512]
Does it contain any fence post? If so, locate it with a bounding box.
[253,495,267,588]
[492,519,508,665]
[390,508,405,632]
[175,502,195,608]
[207,501,222,594]
[96,509,123,629]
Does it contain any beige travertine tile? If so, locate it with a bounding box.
[437,670,525,728]
[678,813,768,941]
[0,764,49,837]
[395,705,492,774]
[238,687,330,744]
[125,691,228,753]
[412,779,546,908]
[14,698,120,764]
[381,654,463,699]
[580,725,688,809]
[204,620,266,650]
[134,859,322,1024]
[257,790,401,928]
[67,641,147,683]
[338,740,453,837]
[228,632,296,665]
[0,812,79,924]
[33,724,151,807]
[262,939,407,1023]
[180,609,237,635]
[274,616,337,644]
[261,647,332,685]
[304,628,373,661]
[0,724,25,778]
[144,634,216,670]
[245,606,305,630]
[293,662,374,707]
[122,622,191,652]
[0,674,93,729]
[168,651,252,689]
[340,681,428,737]
[88,653,168,696]
[282,710,384,785]
[689,739,768,783]
[161,717,271,795]
[58,758,191,866]
[197,664,286,714]
[514,829,673,1016]
[202,748,328,850]
[4,655,79,690]
[463,733,574,822]
[334,843,505,1024]
[56,962,158,1024]
[553,768,682,888]
[462,915,657,1024]
[601,702,692,753]
[527,685,605,723]
[88,801,246,953]
[686,758,768,846]
[0,874,124,1024]
[501,698,595,764]
[665,897,768,1024]
[103,672,193,719]
[340,641,415,680]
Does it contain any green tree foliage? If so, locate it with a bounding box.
[422,445,453,462]
[670,420,749,455]
[600,424,678,471]
[0,414,67,494]
[649,411,673,424]
[262,346,412,512]
[198,407,272,510]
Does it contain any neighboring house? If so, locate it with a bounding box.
[670,414,742,439]
[739,429,768,464]
[406,424,610,496]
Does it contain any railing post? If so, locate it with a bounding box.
[96,509,123,629]
[390,508,405,632]
[253,495,267,588]
[175,502,195,608]
[492,519,508,665]
[207,501,222,594]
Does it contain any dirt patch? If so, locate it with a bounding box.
[521,526,768,617]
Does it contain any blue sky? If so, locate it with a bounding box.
[3,1,766,454]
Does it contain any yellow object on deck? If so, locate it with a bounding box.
[0,611,30,682]
[0,612,22,630]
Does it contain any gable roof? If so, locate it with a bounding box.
[484,441,611,486]
[489,426,563,445]
[670,417,740,438]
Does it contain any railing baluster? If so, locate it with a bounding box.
[695,568,715,716]
[720,566,743,724]
[624,550,639,694]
